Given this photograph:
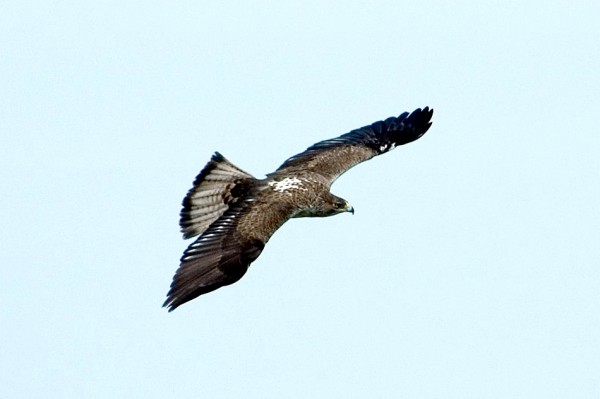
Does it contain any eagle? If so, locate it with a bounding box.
[164,107,433,311]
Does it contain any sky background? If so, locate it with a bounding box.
[1,1,599,398]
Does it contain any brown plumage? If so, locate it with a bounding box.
[164,107,433,311]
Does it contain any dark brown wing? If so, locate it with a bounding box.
[164,196,295,311]
[272,107,433,185]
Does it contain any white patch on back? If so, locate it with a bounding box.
[268,177,305,193]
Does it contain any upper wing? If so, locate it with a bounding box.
[272,107,433,185]
[164,196,295,311]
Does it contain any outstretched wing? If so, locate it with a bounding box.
[165,201,260,311]
[164,197,295,311]
[273,107,433,185]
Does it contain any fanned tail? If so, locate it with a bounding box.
[179,152,256,239]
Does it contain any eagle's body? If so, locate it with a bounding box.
[164,107,433,311]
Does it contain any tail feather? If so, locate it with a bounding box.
[180,152,256,239]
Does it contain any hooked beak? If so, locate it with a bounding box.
[345,202,354,215]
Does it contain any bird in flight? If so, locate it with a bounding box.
[164,107,433,311]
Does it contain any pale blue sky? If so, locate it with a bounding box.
[1,1,599,398]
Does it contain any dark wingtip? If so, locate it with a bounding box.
[163,292,189,312]
[416,106,433,136]
[165,305,176,312]
[162,296,176,312]
[404,106,434,135]
[380,106,433,149]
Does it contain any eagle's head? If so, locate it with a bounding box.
[293,193,353,218]
[329,195,354,216]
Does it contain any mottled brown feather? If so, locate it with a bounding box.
[273,107,433,185]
